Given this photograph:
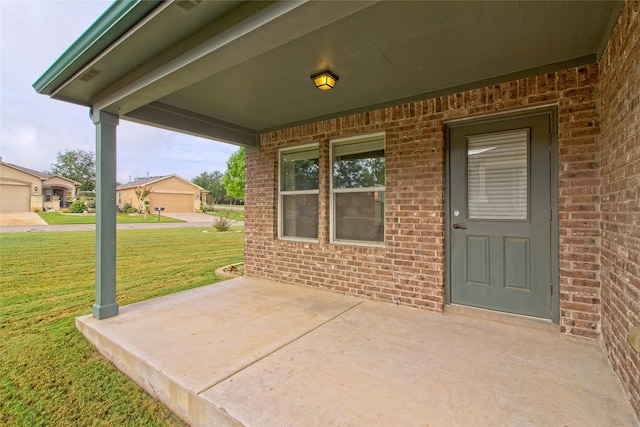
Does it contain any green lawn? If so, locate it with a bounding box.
[38,212,183,225]
[0,227,244,426]
[207,207,244,222]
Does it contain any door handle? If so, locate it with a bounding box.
[452,222,466,229]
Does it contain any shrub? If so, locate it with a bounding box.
[122,203,132,212]
[33,206,42,213]
[212,213,233,232]
[69,200,87,213]
[126,207,138,214]
[86,200,96,209]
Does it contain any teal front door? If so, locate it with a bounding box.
[447,113,553,319]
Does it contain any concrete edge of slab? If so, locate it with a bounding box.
[75,315,245,427]
[445,304,560,332]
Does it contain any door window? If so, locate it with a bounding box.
[467,129,529,220]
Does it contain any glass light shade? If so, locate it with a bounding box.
[311,71,338,90]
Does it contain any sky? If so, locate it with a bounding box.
[0,0,237,184]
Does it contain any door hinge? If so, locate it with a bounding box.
[550,282,553,296]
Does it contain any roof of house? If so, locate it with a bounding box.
[34,1,624,149]
[1,160,49,179]
[0,160,80,185]
[117,174,207,192]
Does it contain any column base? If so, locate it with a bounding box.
[93,302,119,320]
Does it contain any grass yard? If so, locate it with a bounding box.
[0,227,244,426]
[38,212,183,225]
[207,207,244,222]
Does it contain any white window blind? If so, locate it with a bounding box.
[467,129,529,220]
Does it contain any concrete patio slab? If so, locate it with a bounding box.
[76,277,639,427]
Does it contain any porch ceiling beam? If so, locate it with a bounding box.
[91,1,379,117]
[124,102,259,149]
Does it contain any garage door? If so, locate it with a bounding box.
[0,184,30,212]
[150,193,194,212]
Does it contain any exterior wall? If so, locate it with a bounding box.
[599,0,640,417]
[245,64,601,336]
[42,176,77,210]
[156,176,201,194]
[117,188,139,210]
[117,177,202,212]
[0,164,41,212]
[30,195,43,212]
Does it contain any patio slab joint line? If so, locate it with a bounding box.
[196,298,365,394]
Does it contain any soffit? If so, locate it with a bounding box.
[161,1,620,132]
[42,1,623,146]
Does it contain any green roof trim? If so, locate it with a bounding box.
[33,0,161,96]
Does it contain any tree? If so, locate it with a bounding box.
[134,186,152,214]
[50,149,96,191]
[192,171,226,204]
[222,148,245,200]
[333,157,385,188]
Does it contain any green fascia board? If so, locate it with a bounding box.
[33,0,161,96]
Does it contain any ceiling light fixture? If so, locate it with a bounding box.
[311,70,339,90]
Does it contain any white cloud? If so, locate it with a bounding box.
[117,121,237,183]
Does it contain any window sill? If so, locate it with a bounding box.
[330,239,385,249]
[278,237,319,244]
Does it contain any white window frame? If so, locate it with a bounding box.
[330,132,386,247]
[278,143,319,242]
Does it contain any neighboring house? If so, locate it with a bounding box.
[34,1,640,418]
[117,175,207,213]
[0,160,79,212]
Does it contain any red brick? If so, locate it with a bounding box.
[598,0,640,417]
[244,5,639,416]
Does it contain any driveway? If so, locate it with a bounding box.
[161,212,214,223]
[0,212,47,226]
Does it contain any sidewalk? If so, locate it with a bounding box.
[0,212,241,233]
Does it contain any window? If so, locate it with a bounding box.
[331,133,385,245]
[279,144,319,240]
[467,129,529,220]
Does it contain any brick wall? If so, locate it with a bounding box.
[599,0,640,417]
[245,63,602,337]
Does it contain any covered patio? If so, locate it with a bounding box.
[77,276,637,427]
[35,0,640,422]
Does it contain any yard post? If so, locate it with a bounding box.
[92,109,119,319]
